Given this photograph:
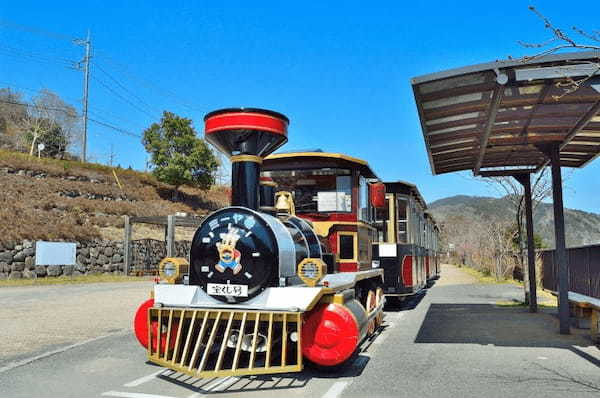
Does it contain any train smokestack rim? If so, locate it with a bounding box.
[203,107,290,124]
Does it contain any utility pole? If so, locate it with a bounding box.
[107,144,115,166]
[75,30,91,162]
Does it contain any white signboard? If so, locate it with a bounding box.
[378,243,397,257]
[207,283,248,297]
[317,192,351,212]
[35,241,76,266]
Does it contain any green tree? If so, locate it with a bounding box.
[143,111,218,197]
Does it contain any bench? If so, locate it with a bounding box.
[568,292,600,343]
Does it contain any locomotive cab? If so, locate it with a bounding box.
[262,151,385,274]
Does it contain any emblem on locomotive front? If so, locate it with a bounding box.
[215,227,242,274]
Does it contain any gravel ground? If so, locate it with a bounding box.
[0,281,153,365]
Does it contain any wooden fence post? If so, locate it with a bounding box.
[166,215,175,258]
[123,215,132,275]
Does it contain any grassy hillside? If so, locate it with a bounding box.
[0,150,228,243]
[429,195,600,248]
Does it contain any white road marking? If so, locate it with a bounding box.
[322,381,352,398]
[537,356,548,360]
[123,370,166,387]
[0,331,128,374]
[102,391,179,398]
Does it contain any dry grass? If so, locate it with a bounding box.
[495,299,558,308]
[0,274,152,287]
[0,149,228,243]
[458,265,517,285]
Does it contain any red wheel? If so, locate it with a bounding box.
[302,303,360,367]
[134,299,154,348]
[133,299,178,352]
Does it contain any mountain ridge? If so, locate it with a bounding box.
[428,195,600,248]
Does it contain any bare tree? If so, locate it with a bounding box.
[0,88,28,150]
[21,89,79,158]
[518,6,600,98]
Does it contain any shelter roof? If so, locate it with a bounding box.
[411,51,600,175]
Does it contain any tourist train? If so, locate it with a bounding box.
[132,108,440,379]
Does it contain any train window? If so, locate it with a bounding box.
[263,168,352,213]
[339,234,355,260]
[374,198,389,222]
[374,197,389,242]
[397,197,408,244]
[359,176,369,222]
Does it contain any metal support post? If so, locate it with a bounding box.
[543,143,570,334]
[514,173,538,313]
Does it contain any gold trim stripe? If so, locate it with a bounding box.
[231,154,263,164]
[259,180,278,187]
[265,151,369,166]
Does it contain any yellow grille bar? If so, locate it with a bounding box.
[147,307,303,378]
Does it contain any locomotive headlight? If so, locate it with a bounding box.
[158,257,189,284]
[297,258,326,287]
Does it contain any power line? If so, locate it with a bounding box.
[0,44,76,68]
[0,98,77,117]
[0,18,75,42]
[88,118,141,138]
[0,81,146,130]
[93,61,160,115]
[94,51,202,112]
[92,75,156,119]
[0,99,141,138]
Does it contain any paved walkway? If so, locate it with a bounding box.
[1,264,599,397]
[0,281,153,364]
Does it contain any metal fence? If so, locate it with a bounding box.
[540,244,600,299]
[130,239,191,275]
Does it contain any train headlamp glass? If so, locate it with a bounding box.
[158,257,189,284]
[162,262,177,277]
[297,258,326,287]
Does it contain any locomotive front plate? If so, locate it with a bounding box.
[190,207,280,303]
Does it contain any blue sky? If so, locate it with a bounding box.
[1,1,599,213]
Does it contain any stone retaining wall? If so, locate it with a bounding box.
[0,239,191,280]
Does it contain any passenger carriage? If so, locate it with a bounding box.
[372,181,440,304]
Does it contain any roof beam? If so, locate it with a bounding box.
[479,168,537,177]
[536,99,600,172]
[515,63,600,81]
[474,79,506,175]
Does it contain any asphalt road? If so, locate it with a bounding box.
[1,265,600,398]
